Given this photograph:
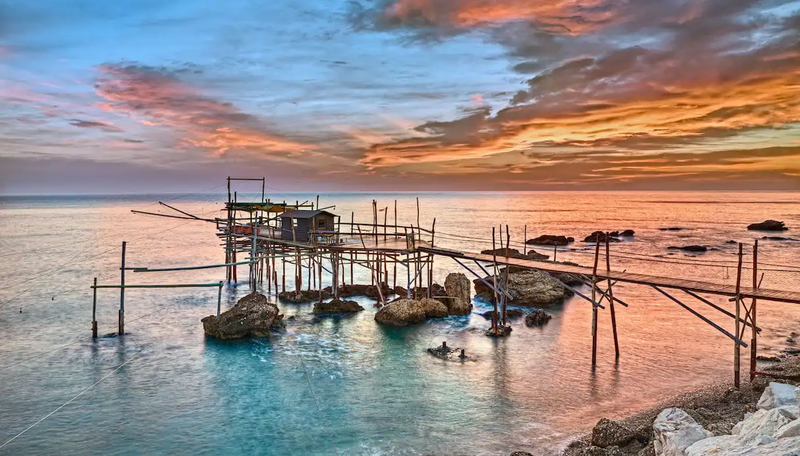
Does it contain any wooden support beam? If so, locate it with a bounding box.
[734,243,743,388]
[606,233,620,360]
[652,285,747,347]
[591,233,600,367]
[750,240,758,381]
[119,241,126,336]
[681,289,761,332]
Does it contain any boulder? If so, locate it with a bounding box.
[444,272,472,315]
[374,299,427,326]
[481,308,525,320]
[621,229,635,237]
[667,245,708,253]
[420,298,448,318]
[659,227,689,231]
[393,285,407,296]
[481,248,549,261]
[736,407,795,441]
[365,283,392,300]
[201,292,283,339]
[549,271,584,287]
[748,220,789,231]
[584,231,621,243]
[774,419,800,439]
[591,418,637,448]
[338,284,370,298]
[474,268,573,307]
[762,236,799,242]
[312,299,364,314]
[278,289,331,303]
[653,408,713,456]
[757,382,798,410]
[526,235,573,246]
[525,309,553,327]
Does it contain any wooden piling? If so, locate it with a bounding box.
[92,277,98,338]
[119,241,126,336]
[734,243,743,388]
[750,240,758,381]
[491,227,499,333]
[606,233,620,359]
[591,233,600,367]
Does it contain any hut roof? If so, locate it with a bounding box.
[279,210,336,219]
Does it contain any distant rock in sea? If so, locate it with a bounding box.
[748,220,789,231]
[659,227,689,231]
[762,236,799,242]
[583,231,621,243]
[202,292,283,339]
[668,245,708,253]
[525,235,573,246]
[481,247,549,261]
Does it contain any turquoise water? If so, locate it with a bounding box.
[1,192,800,455]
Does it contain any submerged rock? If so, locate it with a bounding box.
[748,220,789,231]
[312,299,364,314]
[584,231,621,243]
[481,247,549,261]
[444,272,472,315]
[667,245,708,253]
[278,289,331,303]
[762,236,799,242]
[621,229,635,237]
[474,268,573,307]
[526,235,573,246]
[524,309,552,327]
[481,308,525,320]
[201,292,283,339]
[659,227,689,231]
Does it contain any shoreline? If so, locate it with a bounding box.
[527,356,800,456]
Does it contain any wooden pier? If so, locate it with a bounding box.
[109,176,800,388]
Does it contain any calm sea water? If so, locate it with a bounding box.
[1,191,799,455]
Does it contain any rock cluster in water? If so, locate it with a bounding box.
[526,235,574,246]
[668,245,708,253]
[201,292,284,339]
[481,247,549,261]
[748,220,789,231]
[524,309,552,327]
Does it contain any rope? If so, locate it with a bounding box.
[296,347,340,456]
[0,346,148,450]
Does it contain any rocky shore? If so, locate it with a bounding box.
[530,356,800,456]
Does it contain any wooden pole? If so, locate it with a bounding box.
[119,241,126,336]
[318,253,323,303]
[416,197,420,230]
[734,242,743,388]
[503,225,510,326]
[217,282,223,316]
[591,233,600,367]
[523,225,527,256]
[491,227,499,333]
[393,201,398,289]
[384,206,388,241]
[92,277,98,338]
[750,240,758,381]
[606,233,620,359]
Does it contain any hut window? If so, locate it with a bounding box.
[292,219,298,228]
[317,218,326,229]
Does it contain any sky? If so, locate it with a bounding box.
[1,0,799,193]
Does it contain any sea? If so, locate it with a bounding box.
[1,191,799,455]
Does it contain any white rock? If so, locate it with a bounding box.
[775,418,800,439]
[783,405,800,420]
[687,434,778,456]
[727,436,800,455]
[737,407,794,443]
[757,382,798,410]
[654,408,713,456]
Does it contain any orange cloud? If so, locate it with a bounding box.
[94,64,318,161]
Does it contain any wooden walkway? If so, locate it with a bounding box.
[420,246,800,305]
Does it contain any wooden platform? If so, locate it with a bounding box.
[420,246,800,305]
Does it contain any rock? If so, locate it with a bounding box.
[757,355,782,362]
[667,245,708,253]
[762,236,799,241]
[735,407,795,441]
[653,408,713,456]
[775,419,800,438]
[748,220,789,231]
[726,240,738,244]
[486,325,512,337]
[481,308,525,320]
[374,299,427,326]
[525,309,553,327]
[510,452,534,456]
[591,418,637,448]
[278,289,331,303]
[757,382,798,410]
[584,231,621,243]
[420,298,448,318]
[481,248,549,261]
[621,230,636,237]
[365,283,392,300]
[474,268,573,307]
[444,272,472,315]
[312,299,364,314]
[549,271,584,287]
[393,285,407,296]
[659,227,689,231]
[201,292,283,339]
[526,235,573,246]
[338,284,370,298]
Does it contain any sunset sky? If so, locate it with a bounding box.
[1,0,799,193]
